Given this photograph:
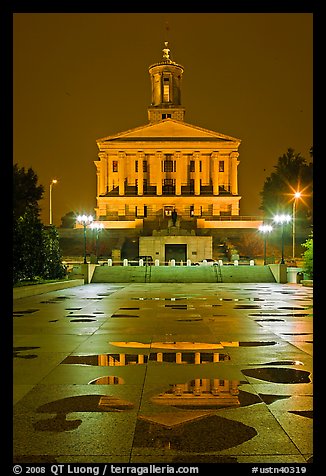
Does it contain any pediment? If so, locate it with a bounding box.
[97,119,240,144]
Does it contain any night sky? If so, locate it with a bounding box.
[13,12,313,226]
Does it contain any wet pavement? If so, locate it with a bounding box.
[13,282,313,464]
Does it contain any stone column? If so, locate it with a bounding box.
[175,151,182,195]
[137,151,144,195]
[211,152,220,195]
[118,152,125,196]
[194,152,201,196]
[156,151,163,195]
[230,152,239,195]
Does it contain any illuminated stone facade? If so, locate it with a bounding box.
[94,44,242,227]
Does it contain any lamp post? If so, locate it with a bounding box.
[258,224,273,265]
[49,179,58,225]
[292,191,302,259]
[273,214,291,264]
[76,214,94,264]
[90,222,104,262]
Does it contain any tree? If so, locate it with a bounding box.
[13,164,65,283]
[13,207,45,282]
[41,226,66,279]
[60,211,77,228]
[13,164,44,220]
[301,233,313,279]
[260,148,313,223]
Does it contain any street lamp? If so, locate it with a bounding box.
[273,214,292,264]
[49,179,58,225]
[258,224,273,265]
[76,214,94,264]
[90,222,104,262]
[292,191,302,259]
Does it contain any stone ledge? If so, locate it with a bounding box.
[13,279,84,300]
[301,280,313,287]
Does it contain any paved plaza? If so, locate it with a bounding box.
[13,282,313,464]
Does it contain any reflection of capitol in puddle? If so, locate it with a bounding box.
[152,378,240,408]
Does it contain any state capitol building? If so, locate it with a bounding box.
[90,43,262,263]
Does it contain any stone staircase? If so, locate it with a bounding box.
[91,264,276,283]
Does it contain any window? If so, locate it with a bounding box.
[219,160,224,172]
[112,161,118,172]
[143,160,147,172]
[199,161,202,172]
[164,161,173,172]
[163,77,170,102]
[135,160,138,172]
[162,113,172,119]
[190,160,195,172]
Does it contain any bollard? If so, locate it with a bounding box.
[250,259,255,266]
[139,259,144,266]
[186,259,191,266]
[171,259,176,266]
[203,259,207,265]
[180,260,183,266]
[123,259,128,266]
[108,259,112,266]
[218,260,223,266]
[155,259,160,266]
[234,260,239,266]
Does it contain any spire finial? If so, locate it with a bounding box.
[162,41,170,60]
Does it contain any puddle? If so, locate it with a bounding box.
[165,304,190,309]
[258,394,291,405]
[255,319,285,322]
[133,413,257,452]
[33,395,134,432]
[132,297,186,301]
[250,313,310,317]
[108,341,277,349]
[149,352,230,363]
[261,360,304,366]
[13,309,39,316]
[66,314,97,318]
[278,306,307,310]
[14,346,40,359]
[40,297,70,303]
[281,333,312,336]
[111,314,139,318]
[241,367,311,383]
[288,410,313,419]
[62,354,148,366]
[239,341,277,347]
[176,318,203,322]
[151,384,291,410]
[88,376,125,385]
[70,318,97,322]
[234,305,262,309]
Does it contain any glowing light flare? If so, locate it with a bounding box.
[273,214,292,224]
[259,224,273,233]
[76,214,94,224]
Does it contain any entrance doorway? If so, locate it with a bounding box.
[165,244,187,263]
